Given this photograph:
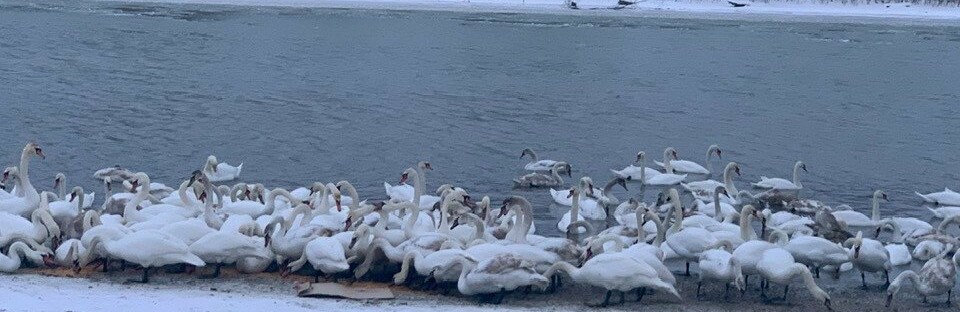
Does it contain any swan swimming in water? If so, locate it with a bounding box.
[202,155,243,182]
[752,161,806,190]
[654,144,721,175]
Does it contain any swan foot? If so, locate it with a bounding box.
[860,272,868,290]
[586,290,613,307]
[696,282,703,299]
[945,289,951,305]
[128,267,151,284]
[685,262,691,276]
[635,288,646,302]
[782,285,789,302]
[199,264,222,279]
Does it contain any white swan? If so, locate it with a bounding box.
[915,187,960,206]
[202,155,242,182]
[845,231,892,289]
[557,187,583,234]
[732,229,788,289]
[664,189,733,275]
[683,162,741,204]
[513,162,571,188]
[697,248,744,299]
[885,250,958,307]
[543,235,680,307]
[832,190,886,228]
[655,144,721,175]
[632,152,686,186]
[520,148,561,172]
[48,187,85,230]
[927,206,960,219]
[0,143,44,217]
[0,241,47,272]
[392,249,474,285]
[80,230,205,283]
[223,187,300,218]
[783,235,849,278]
[610,151,662,181]
[752,161,806,190]
[756,247,832,309]
[450,253,549,302]
[384,161,439,206]
[189,226,268,278]
[0,201,59,245]
[54,238,85,268]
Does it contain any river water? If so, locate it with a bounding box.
[2,0,960,236]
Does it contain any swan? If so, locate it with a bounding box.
[384,161,438,205]
[48,187,85,230]
[910,215,960,261]
[610,151,662,181]
[752,161,806,190]
[664,189,734,276]
[53,173,94,209]
[655,144,721,175]
[683,162,741,204]
[223,187,300,218]
[54,238,85,268]
[287,234,352,282]
[450,253,549,303]
[756,247,832,309]
[915,187,960,206]
[783,235,849,278]
[513,162,570,188]
[732,229,788,290]
[832,190,886,228]
[80,230,205,283]
[557,187,583,234]
[927,206,960,219]
[544,235,681,307]
[0,143,44,217]
[0,200,59,245]
[694,186,739,222]
[92,165,136,182]
[845,231,892,289]
[630,152,686,186]
[202,155,242,182]
[190,226,269,278]
[160,218,216,246]
[0,241,47,272]
[393,249,474,285]
[697,248,744,299]
[885,250,958,307]
[520,148,562,172]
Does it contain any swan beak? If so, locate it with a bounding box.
[106,182,111,192]
[244,189,251,199]
[1,172,8,183]
[349,236,359,249]
[42,254,57,267]
[130,180,140,192]
[424,163,433,170]
[735,167,741,176]
[873,227,882,238]
[567,189,575,198]
[54,178,60,189]
[618,179,628,191]
[801,164,808,173]
[198,191,208,203]
[671,150,678,160]
[399,173,409,184]
[882,193,888,201]
[69,192,77,202]
[884,294,892,307]
[854,246,861,258]
[717,149,722,159]
[35,148,45,159]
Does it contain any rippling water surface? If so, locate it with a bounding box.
[2,1,960,236]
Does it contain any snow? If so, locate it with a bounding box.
[125,0,960,22]
[0,273,561,312]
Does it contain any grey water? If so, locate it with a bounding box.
[2,0,960,237]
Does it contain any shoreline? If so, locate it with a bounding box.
[115,0,960,25]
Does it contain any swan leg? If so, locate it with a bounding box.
[129,266,150,283]
[834,267,841,280]
[860,272,868,290]
[199,264,222,279]
[685,262,691,276]
[814,266,820,279]
[588,290,612,307]
[883,269,890,287]
[922,296,927,303]
[946,289,951,305]
[782,285,789,302]
[724,284,730,299]
[492,288,506,304]
[743,275,749,293]
[314,270,321,283]
[101,258,110,273]
[696,282,703,299]
[617,290,625,305]
[636,288,646,302]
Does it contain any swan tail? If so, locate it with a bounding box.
[235,163,243,176]
[384,182,393,196]
[653,160,665,168]
[915,191,932,202]
[610,169,629,180]
[927,207,941,218]
[182,253,206,267]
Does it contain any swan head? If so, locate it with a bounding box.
[400,168,418,184]
[54,173,65,189]
[664,147,678,160]
[634,151,645,163]
[709,144,722,159]
[418,161,433,171]
[25,143,45,159]
[1,167,13,184]
[874,190,888,202]
[553,162,572,177]
[206,155,218,172]
[724,162,741,176]
[520,148,535,160]
[566,187,578,199]
[69,186,83,202]
[796,161,808,173]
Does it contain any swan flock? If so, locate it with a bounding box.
[0,143,958,309]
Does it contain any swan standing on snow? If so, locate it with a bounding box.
[697,248,744,299]
[664,189,733,276]
[448,253,549,303]
[202,155,243,182]
[655,144,721,175]
[543,234,681,307]
[520,148,563,172]
[752,161,806,190]
[885,250,958,307]
[915,187,960,206]
[513,162,571,188]
[80,230,205,283]
[832,190,886,228]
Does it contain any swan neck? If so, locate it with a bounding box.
[570,191,580,224]
[543,261,577,281]
[794,264,826,300]
[723,164,738,195]
[792,163,802,188]
[871,195,881,222]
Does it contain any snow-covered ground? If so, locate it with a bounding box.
[127,0,960,21]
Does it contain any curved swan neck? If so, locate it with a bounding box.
[543,261,577,280]
[888,270,919,297]
[266,188,296,216]
[338,181,361,211]
[570,189,580,224]
[792,264,829,302]
[177,181,196,207]
[739,207,755,241]
[792,162,803,188]
[644,211,665,246]
[723,163,739,195]
[590,234,625,253]
[871,192,882,222]
[662,148,675,173]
